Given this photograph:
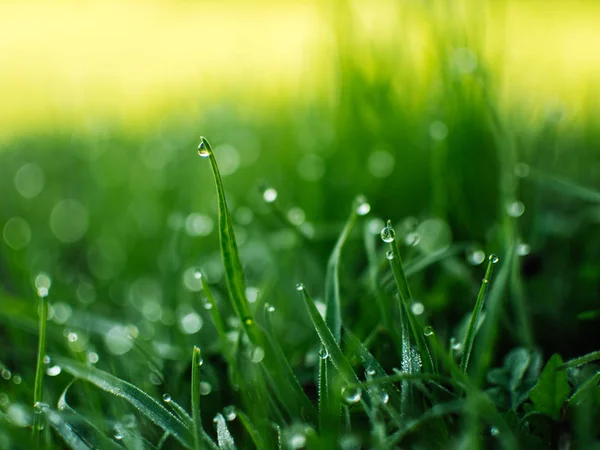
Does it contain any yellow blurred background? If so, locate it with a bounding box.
[1,0,599,140]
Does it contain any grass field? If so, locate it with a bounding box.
[1,0,600,449]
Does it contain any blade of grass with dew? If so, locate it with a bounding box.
[198,273,234,365]
[214,413,236,450]
[233,408,267,450]
[198,137,316,423]
[163,395,193,430]
[382,220,434,374]
[460,254,499,374]
[33,290,49,436]
[191,346,204,450]
[53,357,193,448]
[35,402,91,450]
[558,350,600,370]
[57,381,122,450]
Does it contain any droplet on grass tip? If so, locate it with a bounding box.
[489,254,499,264]
[385,250,394,260]
[423,326,434,337]
[295,283,304,291]
[380,221,395,243]
[162,393,172,403]
[341,386,362,404]
[197,138,210,157]
[262,187,278,203]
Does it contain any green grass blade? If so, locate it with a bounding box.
[383,220,434,374]
[533,171,600,203]
[234,408,268,450]
[34,402,91,450]
[460,255,499,374]
[54,357,192,448]
[214,413,236,450]
[191,346,204,450]
[297,284,358,386]
[163,396,193,430]
[198,273,234,365]
[33,291,49,435]
[568,371,600,405]
[559,350,600,370]
[325,195,366,342]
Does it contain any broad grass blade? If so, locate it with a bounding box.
[35,402,91,450]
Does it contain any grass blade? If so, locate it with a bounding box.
[233,408,268,450]
[460,254,499,374]
[54,357,192,448]
[559,350,600,370]
[33,290,49,435]
[214,413,236,450]
[191,346,204,450]
[383,220,434,374]
[35,402,91,450]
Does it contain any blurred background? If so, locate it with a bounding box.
[1,0,600,436]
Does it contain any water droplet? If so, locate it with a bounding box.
[366,368,376,376]
[385,250,394,260]
[203,301,213,310]
[288,433,307,449]
[46,365,61,376]
[423,326,434,337]
[489,254,499,264]
[380,221,395,243]
[12,375,22,384]
[245,286,259,303]
[450,337,462,351]
[114,432,123,440]
[506,201,525,218]
[43,355,51,364]
[411,302,424,315]
[179,311,203,335]
[341,386,362,404]
[197,139,210,157]
[197,357,204,367]
[194,270,202,280]
[67,332,78,342]
[262,187,278,203]
[37,287,49,298]
[355,196,371,216]
[467,249,485,265]
[517,243,530,256]
[318,348,329,360]
[199,382,212,395]
[1,369,12,380]
[251,346,265,363]
[162,393,172,403]
[380,391,390,404]
[87,352,99,364]
[295,283,304,291]
[223,406,237,421]
[266,303,275,313]
[514,163,530,178]
[287,207,306,225]
[490,426,500,437]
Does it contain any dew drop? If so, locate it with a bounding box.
[251,346,265,363]
[12,375,22,384]
[162,393,172,403]
[288,433,307,449]
[193,270,202,280]
[262,187,278,203]
[506,201,525,218]
[46,365,61,376]
[411,302,424,316]
[517,243,530,256]
[197,139,210,157]
[197,357,204,367]
[266,303,275,313]
[199,382,212,395]
[490,427,500,437]
[366,368,376,376]
[341,386,362,404]
[295,283,304,292]
[1,369,11,380]
[318,348,329,360]
[467,249,485,265]
[380,391,390,404]
[67,332,78,343]
[385,250,394,260]
[43,355,51,364]
[489,254,499,264]
[355,196,371,216]
[87,352,99,364]
[450,337,462,351]
[114,432,123,440]
[203,301,213,310]
[223,405,237,421]
[380,221,396,243]
[423,326,434,337]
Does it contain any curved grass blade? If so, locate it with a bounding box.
[54,357,192,448]
[198,273,234,365]
[35,402,91,450]
[460,254,498,373]
[199,137,316,423]
[559,350,600,370]
[214,413,236,450]
[164,396,193,430]
[233,408,267,450]
[568,371,600,405]
[57,380,122,450]
[297,284,358,385]
[33,291,49,436]
[383,220,434,374]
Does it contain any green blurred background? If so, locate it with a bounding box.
[1,0,600,438]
